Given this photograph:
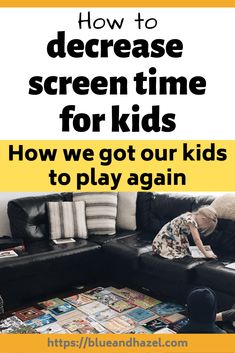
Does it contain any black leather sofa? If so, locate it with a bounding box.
[4,192,235,311]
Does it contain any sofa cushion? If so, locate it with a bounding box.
[117,192,137,230]
[89,229,140,245]
[194,260,235,297]
[73,192,118,235]
[47,201,88,240]
[0,240,101,281]
[140,251,206,283]
[102,233,153,270]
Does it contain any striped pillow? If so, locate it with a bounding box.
[47,201,88,240]
[73,192,118,235]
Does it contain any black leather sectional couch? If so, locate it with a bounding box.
[3,192,235,311]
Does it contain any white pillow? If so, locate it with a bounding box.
[47,201,88,239]
[117,192,137,230]
[73,192,118,235]
[211,193,235,220]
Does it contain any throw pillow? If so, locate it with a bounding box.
[117,192,137,230]
[73,192,118,235]
[47,201,88,240]
[211,193,235,220]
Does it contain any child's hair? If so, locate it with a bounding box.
[193,206,218,236]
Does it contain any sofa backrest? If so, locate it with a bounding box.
[136,192,235,257]
[7,191,235,257]
[137,192,197,233]
[7,193,72,242]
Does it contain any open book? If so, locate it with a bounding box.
[53,238,76,245]
[189,245,212,258]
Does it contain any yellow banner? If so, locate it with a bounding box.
[0,334,234,353]
[0,140,234,192]
[1,0,235,6]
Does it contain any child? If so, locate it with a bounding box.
[178,287,225,333]
[152,206,217,259]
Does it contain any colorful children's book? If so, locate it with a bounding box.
[94,290,122,305]
[142,318,167,333]
[125,326,151,334]
[126,307,155,322]
[109,299,136,313]
[9,325,38,333]
[164,313,186,323]
[151,302,185,316]
[36,323,64,334]
[83,287,105,299]
[14,306,43,321]
[0,316,36,333]
[130,296,161,309]
[154,327,176,334]
[109,287,160,309]
[90,308,117,322]
[62,317,106,334]
[38,297,65,309]
[168,318,189,332]
[49,303,75,316]
[64,294,93,307]
[25,314,57,329]
[78,301,107,315]
[101,315,136,333]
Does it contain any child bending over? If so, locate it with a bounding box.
[152,206,217,259]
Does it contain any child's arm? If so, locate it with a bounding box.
[189,223,217,259]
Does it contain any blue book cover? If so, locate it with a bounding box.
[49,303,75,316]
[126,307,155,322]
[25,314,56,329]
[151,302,185,316]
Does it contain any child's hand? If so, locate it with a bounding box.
[205,250,217,259]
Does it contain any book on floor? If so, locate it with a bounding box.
[83,287,105,299]
[25,314,57,329]
[151,302,185,316]
[154,327,176,334]
[109,299,136,313]
[101,315,136,333]
[90,308,117,322]
[14,306,43,321]
[49,303,75,316]
[78,301,108,315]
[63,294,93,307]
[126,307,156,322]
[168,318,189,332]
[38,297,66,309]
[142,318,167,333]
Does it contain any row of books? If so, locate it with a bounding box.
[0,286,188,334]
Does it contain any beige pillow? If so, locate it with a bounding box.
[211,193,235,220]
[117,192,137,230]
[73,192,118,235]
[47,201,88,239]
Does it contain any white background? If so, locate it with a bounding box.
[0,8,234,140]
[0,8,234,235]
